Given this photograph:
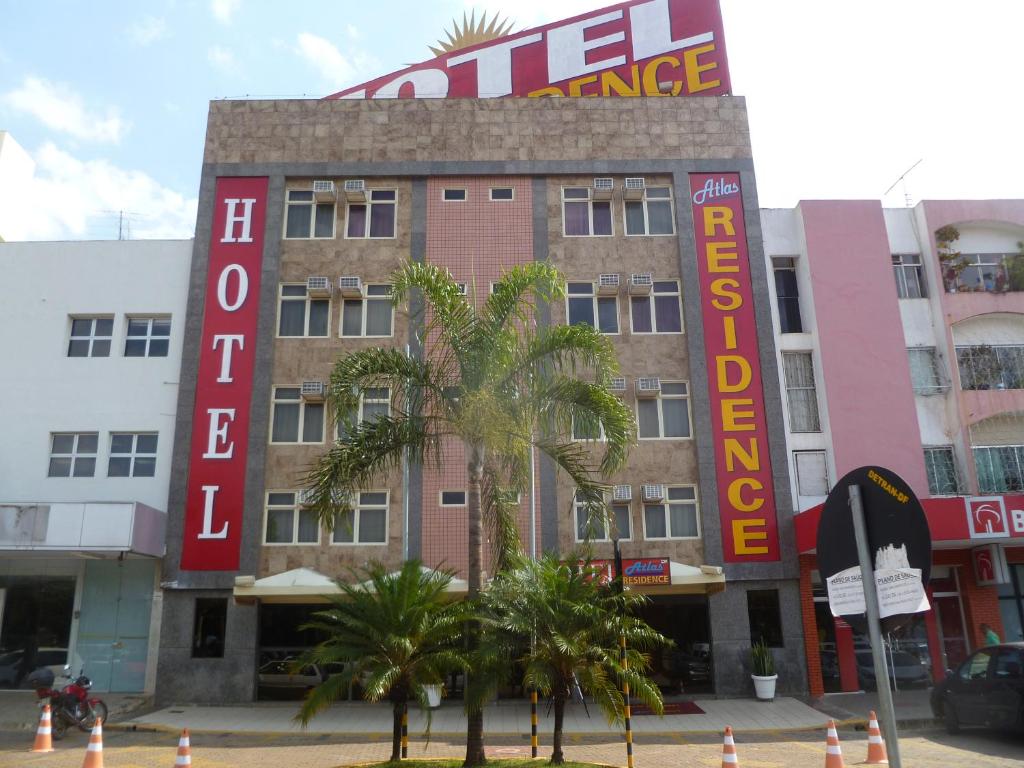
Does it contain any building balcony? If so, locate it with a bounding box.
[0,501,165,557]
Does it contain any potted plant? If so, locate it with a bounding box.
[935,225,968,292]
[750,639,777,701]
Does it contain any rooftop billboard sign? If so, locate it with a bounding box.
[327,0,730,100]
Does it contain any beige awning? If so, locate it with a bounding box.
[233,566,469,604]
[630,562,726,596]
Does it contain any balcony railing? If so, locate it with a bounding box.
[956,345,1024,390]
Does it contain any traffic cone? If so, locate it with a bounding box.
[82,717,104,768]
[824,720,844,768]
[721,725,739,766]
[865,711,888,764]
[175,728,192,766]
[30,704,55,753]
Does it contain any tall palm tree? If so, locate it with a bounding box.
[481,555,669,765]
[304,261,635,766]
[294,560,471,762]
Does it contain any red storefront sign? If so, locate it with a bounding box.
[327,0,730,100]
[689,173,779,563]
[180,177,268,571]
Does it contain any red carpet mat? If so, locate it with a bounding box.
[631,701,704,716]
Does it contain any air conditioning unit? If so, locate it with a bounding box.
[306,276,333,297]
[629,273,653,295]
[338,276,363,297]
[624,177,646,199]
[343,179,366,202]
[612,484,632,502]
[592,177,614,200]
[636,377,661,397]
[597,273,620,295]
[609,377,627,394]
[642,484,665,502]
[301,381,326,401]
[297,488,315,507]
[312,180,337,202]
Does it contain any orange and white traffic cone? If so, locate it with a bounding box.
[721,725,739,766]
[175,728,192,766]
[824,720,844,768]
[865,711,889,764]
[30,704,55,753]
[82,717,104,768]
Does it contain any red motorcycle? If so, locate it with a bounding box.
[28,666,108,740]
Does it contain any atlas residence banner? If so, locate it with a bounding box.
[689,174,780,563]
[327,0,730,99]
[589,558,672,586]
[180,177,268,571]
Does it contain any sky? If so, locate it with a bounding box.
[0,0,1021,241]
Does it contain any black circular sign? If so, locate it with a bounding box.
[817,465,931,631]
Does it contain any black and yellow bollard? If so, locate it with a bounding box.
[401,703,409,759]
[621,635,634,768]
[530,688,538,758]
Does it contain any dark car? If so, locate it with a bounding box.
[931,642,1024,733]
[856,650,930,690]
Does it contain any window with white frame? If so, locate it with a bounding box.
[337,387,391,438]
[346,190,396,238]
[637,382,691,439]
[443,188,467,202]
[773,257,803,333]
[124,317,171,357]
[47,432,98,477]
[793,450,829,497]
[629,280,682,333]
[562,187,612,236]
[490,187,514,201]
[270,387,324,443]
[278,284,329,337]
[908,347,943,394]
[782,352,821,432]
[108,433,158,477]
[264,492,320,544]
[332,491,388,544]
[643,486,699,539]
[892,254,925,299]
[341,284,393,337]
[567,282,618,334]
[924,446,960,495]
[624,186,674,236]
[574,495,631,542]
[284,189,335,239]
[572,414,605,441]
[68,317,113,357]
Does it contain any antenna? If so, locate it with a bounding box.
[884,159,923,207]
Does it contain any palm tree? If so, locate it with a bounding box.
[481,555,669,765]
[304,261,635,766]
[294,560,471,762]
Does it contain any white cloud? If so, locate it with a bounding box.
[295,33,381,91]
[207,45,238,75]
[3,77,129,144]
[211,0,241,24]
[127,15,167,46]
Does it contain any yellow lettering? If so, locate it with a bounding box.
[716,354,752,393]
[732,518,769,555]
[710,278,742,310]
[728,477,765,513]
[723,315,738,350]
[528,86,565,97]
[724,438,760,473]
[706,241,739,272]
[683,43,721,94]
[721,398,755,431]
[601,66,641,97]
[641,56,683,96]
[568,75,599,97]
[703,206,735,237]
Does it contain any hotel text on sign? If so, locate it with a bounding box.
[180,177,268,571]
[689,173,780,563]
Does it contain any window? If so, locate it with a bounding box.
[332,491,388,544]
[278,284,329,337]
[747,589,784,647]
[892,254,925,299]
[68,317,113,357]
[108,433,158,477]
[567,282,618,334]
[638,382,691,439]
[490,187,514,201]
[124,317,171,357]
[630,280,682,334]
[782,352,821,432]
[643,486,699,539]
[562,187,611,237]
[624,186,674,236]
[950,253,1017,293]
[341,284,393,337]
[958,649,992,681]
[443,188,467,201]
[192,598,227,658]
[974,446,1024,493]
[924,447,960,495]
[264,492,320,544]
[794,450,829,497]
[346,190,396,238]
[440,490,467,506]
[574,496,631,542]
[956,345,1024,390]
[773,257,803,333]
[337,387,391,438]
[572,415,605,441]
[47,433,98,477]
[908,348,943,394]
[284,189,335,239]
[993,648,1023,679]
[270,387,324,443]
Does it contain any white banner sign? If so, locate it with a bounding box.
[826,566,929,619]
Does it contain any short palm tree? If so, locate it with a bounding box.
[294,560,471,762]
[304,261,636,766]
[481,555,669,765]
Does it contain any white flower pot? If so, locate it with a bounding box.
[424,684,442,708]
[751,674,777,701]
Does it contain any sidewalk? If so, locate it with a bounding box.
[0,691,150,731]
[811,688,937,726]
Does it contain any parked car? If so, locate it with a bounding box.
[0,648,68,688]
[931,643,1024,733]
[855,650,929,690]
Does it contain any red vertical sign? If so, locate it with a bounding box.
[180,177,268,571]
[689,174,780,562]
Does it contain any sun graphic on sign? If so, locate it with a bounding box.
[430,10,515,57]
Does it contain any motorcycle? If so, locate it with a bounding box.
[28,665,108,740]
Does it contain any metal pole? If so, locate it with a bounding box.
[613,537,634,768]
[401,702,408,759]
[849,484,902,768]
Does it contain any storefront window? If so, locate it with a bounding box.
[0,575,74,688]
[192,598,227,658]
[998,565,1024,643]
[747,589,784,647]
